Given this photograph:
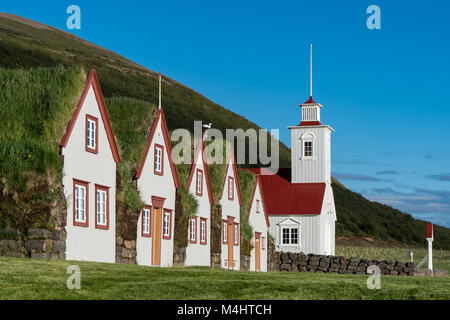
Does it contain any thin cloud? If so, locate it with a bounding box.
[375,170,399,175]
[333,172,386,182]
[428,174,450,182]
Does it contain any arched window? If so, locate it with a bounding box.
[300,133,314,158]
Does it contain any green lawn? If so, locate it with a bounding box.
[0,256,449,300]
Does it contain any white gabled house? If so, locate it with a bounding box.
[185,133,214,266]
[220,149,242,270]
[134,76,180,267]
[246,176,270,272]
[60,69,121,263]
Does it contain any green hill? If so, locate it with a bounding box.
[1,13,450,249]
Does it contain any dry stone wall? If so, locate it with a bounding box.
[0,227,66,259]
[115,236,136,264]
[273,252,416,276]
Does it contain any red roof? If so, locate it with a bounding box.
[60,69,121,163]
[302,96,316,104]
[186,133,214,204]
[135,109,180,189]
[245,168,325,215]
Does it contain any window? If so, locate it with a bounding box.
[222,221,227,244]
[228,177,234,200]
[95,185,109,230]
[141,206,151,237]
[200,218,207,245]
[304,141,313,157]
[256,199,260,213]
[163,210,172,239]
[282,227,299,245]
[196,169,203,196]
[190,218,197,243]
[154,144,164,175]
[262,236,266,250]
[73,179,89,227]
[85,115,98,153]
[234,223,239,246]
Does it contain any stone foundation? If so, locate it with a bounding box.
[240,255,250,271]
[211,253,221,267]
[415,268,448,277]
[115,237,136,264]
[173,247,186,266]
[0,227,66,259]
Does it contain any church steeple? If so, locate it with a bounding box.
[298,44,322,126]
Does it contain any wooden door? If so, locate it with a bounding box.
[255,238,260,272]
[152,208,162,266]
[227,223,233,270]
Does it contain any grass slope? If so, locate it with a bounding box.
[0,256,449,300]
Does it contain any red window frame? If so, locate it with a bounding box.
[228,176,234,200]
[141,205,152,238]
[196,169,203,196]
[85,115,98,154]
[262,236,266,250]
[154,144,164,176]
[222,220,228,244]
[73,179,89,228]
[94,184,110,230]
[200,217,207,245]
[162,209,172,240]
[189,217,197,244]
[233,222,239,246]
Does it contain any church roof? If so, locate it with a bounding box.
[244,168,325,215]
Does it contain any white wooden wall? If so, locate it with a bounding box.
[185,148,211,266]
[248,181,268,272]
[220,158,241,270]
[136,118,176,267]
[62,85,116,263]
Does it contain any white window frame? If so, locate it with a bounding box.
[96,189,107,226]
[223,222,227,243]
[196,170,202,194]
[300,133,314,159]
[190,218,196,242]
[142,208,150,235]
[281,226,299,245]
[228,177,234,199]
[75,184,86,223]
[234,224,238,245]
[163,212,170,237]
[154,145,163,173]
[87,118,96,150]
[200,219,206,243]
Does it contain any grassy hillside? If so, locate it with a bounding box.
[332,178,450,249]
[0,13,291,168]
[1,256,449,299]
[1,13,450,249]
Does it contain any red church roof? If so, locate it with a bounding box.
[245,168,325,215]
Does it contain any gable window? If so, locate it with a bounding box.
[301,133,314,158]
[190,218,197,244]
[256,199,260,213]
[141,206,151,237]
[262,236,266,250]
[162,210,172,239]
[200,218,207,245]
[85,115,98,153]
[228,177,234,200]
[73,179,89,227]
[233,223,239,246]
[222,221,228,244]
[95,185,109,230]
[154,144,164,175]
[196,169,203,196]
[282,227,299,245]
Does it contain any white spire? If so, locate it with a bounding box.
[309,43,312,98]
[158,71,162,109]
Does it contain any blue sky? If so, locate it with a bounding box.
[3,1,450,227]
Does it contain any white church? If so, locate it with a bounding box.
[248,44,337,256]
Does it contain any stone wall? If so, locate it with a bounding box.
[240,255,250,271]
[273,252,416,276]
[0,227,66,259]
[115,236,136,264]
[415,268,449,277]
[173,247,186,267]
[211,253,221,267]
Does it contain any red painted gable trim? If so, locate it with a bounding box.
[135,109,180,188]
[298,121,322,126]
[186,134,214,204]
[60,69,121,163]
[246,178,270,228]
[219,148,243,206]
